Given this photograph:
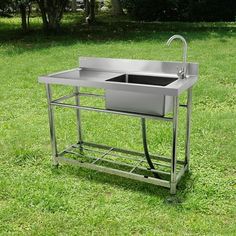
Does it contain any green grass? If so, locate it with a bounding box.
[0,14,236,235]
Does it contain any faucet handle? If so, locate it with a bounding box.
[177,66,185,79]
[176,66,184,72]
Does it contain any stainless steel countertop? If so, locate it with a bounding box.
[38,57,199,96]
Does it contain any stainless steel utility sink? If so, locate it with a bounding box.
[105,74,178,116]
[38,35,199,195]
[38,57,199,116]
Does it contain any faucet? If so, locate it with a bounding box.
[167,35,188,79]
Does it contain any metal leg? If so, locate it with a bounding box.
[75,86,83,150]
[46,84,58,166]
[141,118,160,178]
[185,88,192,171]
[170,96,179,194]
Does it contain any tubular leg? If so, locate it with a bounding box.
[141,118,160,178]
[46,84,58,166]
[170,96,179,194]
[185,88,192,171]
[75,86,83,150]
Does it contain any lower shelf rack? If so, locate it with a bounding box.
[57,141,187,189]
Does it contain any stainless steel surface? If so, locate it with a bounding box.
[167,35,188,79]
[55,141,186,188]
[80,141,185,165]
[176,164,188,184]
[79,57,197,76]
[51,92,104,104]
[185,88,192,170]
[79,92,104,98]
[105,89,174,116]
[56,156,170,188]
[78,145,171,170]
[105,74,177,115]
[57,142,180,184]
[52,92,77,103]
[38,57,198,96]
[46,84,58,165]
[170,96,179,194]
[130,160,144,173]
[75,87,83,148]
[51,100,173,122]
[65,147,168,176]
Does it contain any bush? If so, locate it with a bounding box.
[0,0,14,16]
[186,0,236,22]
[121,0,165,21]
[121,0,236,22]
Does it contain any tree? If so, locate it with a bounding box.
[111,0,124,16]
[15,0,32,32]
[84,0,95,24]
[37,0,68,32]
[71,0,76,12]
[0,0,12,16]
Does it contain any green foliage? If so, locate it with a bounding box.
[0,0,11,8]
[121,0,164,21]
[0,15,236,235]
[0,0,32,12]
[185,0,236,22]
[37,0,69,31]
[15,0,31,4]
[121,0,236,22]
[0,0,12,15]
[104,0,112,9]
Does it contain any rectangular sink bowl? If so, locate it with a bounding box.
[105,74,178,116]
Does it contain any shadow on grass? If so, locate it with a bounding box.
[0,14,235,56]
[51,163,194,206]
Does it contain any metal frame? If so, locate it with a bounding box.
[75,87,83,150]
[46,84,58,166]
[45,84,192,194]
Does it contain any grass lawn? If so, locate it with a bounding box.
[0,14,236,235]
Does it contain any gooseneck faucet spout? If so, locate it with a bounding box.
[167,35,188,79]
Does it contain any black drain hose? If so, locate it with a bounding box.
[141,118,160,179]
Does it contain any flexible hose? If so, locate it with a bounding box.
[141,118,160,179]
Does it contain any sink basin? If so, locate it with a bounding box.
[106,74,177,87]
[105,74,178,116]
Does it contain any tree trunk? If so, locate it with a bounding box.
[27,3,32,29]
[37,0,68,32]
[85,0,95,24]
[89,0,95,22]
[84,0,90,17]
[111,0,124,16]
[19,4,27,32]
[72,0,76,12]
[37,0,49,31]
